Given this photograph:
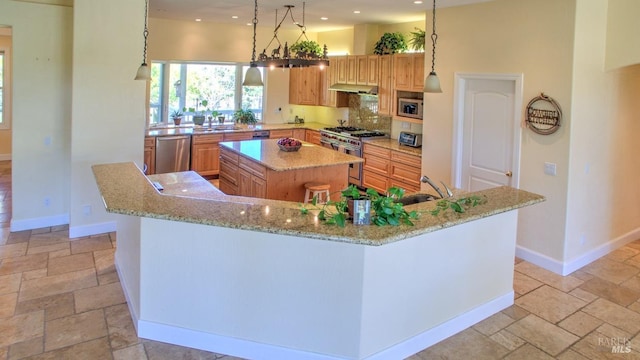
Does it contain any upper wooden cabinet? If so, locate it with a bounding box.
[377,55,393,116]
[320,57,349,108]
[346,56,357,84]
[289,67,320,106]
[335,56,348,84]
[393,53,425,92]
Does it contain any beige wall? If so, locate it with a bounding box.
[605,0,640,70]
[0,33,11,158]
[0,0,73,226]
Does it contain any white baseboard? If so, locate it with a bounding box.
[0,154,11,161]
[114,258,140,333]
[10,214,69,232]
[517,226,640,276]
[135,292,514,360]
[69,221,116,238]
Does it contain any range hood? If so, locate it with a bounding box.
[328,83,378,95]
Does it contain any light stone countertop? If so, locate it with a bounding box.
[146,122,327,137]
[93,162,545,246]
[220,139,363,171]
[363,138,423,157]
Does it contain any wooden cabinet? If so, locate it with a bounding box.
[292,128,306,140]
[335,56,348,84]
[269,129,294,139]
[143,137,156,175]
[305,129,321,145]
[346,56,357,84]
[393,53,425,92]
[377,55,394,116]
[356,55,378,86]
[191,133,223,177]
[362,143,421,193]
[223,132,253,141]
[320,57,349,108]
[218,149,239,195]
[289,67,320,105]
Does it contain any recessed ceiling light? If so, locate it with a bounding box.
[353,10,360,14]
[195,18,202,22]
[232,15,238,19]
[246,22,252,26]
[320,17,328,21]
[414,1,423,4]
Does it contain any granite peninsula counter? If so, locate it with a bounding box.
[92,162,544,360]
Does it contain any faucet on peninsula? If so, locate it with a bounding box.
[420,175,453,199]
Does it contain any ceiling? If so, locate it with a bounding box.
[149,0,492,32]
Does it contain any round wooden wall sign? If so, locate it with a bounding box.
[525,93,562,135]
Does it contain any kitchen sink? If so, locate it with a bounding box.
[397,193,438,205]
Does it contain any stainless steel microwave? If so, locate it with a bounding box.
[398,98,423,119]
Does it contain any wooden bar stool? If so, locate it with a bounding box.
[304,182,331,204]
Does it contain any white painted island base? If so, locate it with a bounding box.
[115,210,518,360]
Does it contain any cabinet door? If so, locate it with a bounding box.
[411,53,425,91]
[362,170,389,194]
[251,175,267,198]
[305,130,321,145]
[356,55,368,85]
[292,128,306,140]
[346,56,357,84]
[191,143,220,176]
[238,168,252,197]
[290,67,320,105]
[144,137,155,175]
[393,54,413,91]
[367,55,379,86]
[336,56,348,84]
[377,55,393,116]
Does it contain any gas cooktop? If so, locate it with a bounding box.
[323,127,388,138]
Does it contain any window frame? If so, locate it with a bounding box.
[149,61,265,127]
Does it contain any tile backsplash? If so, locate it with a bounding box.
[347,94,392,133]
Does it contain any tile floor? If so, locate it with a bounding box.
[1,160,640,359]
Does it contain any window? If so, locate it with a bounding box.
[150,62,264,126]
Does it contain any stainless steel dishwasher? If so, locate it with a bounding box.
[155,135,191,174]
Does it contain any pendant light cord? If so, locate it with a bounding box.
[251,0,258,63]
[142,0,149,65]
[430,0,438,73]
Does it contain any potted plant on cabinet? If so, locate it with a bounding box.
[233,108,258,127]
[192,99,209,126]
[171,110,183,126]
[409,27,426,52]
[373,32,408,55]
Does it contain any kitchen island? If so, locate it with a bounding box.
[92,162,544,360]
[218,139,363,201]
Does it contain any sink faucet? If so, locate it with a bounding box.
[420,175,453,198]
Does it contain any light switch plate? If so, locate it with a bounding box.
[544,162,557,176]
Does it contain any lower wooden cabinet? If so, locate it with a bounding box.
[143,137,155,175]
[191,134,224,177]
[362,143,421,194]
[218,149,239,195]
[305,129,321,145]
[269,129,294,139]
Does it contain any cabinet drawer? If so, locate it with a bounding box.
[363,143,391,158]
[219,159,238,186]
[363,152,390,175]
[305,130,321,145]
[389,178,421,193]
[144,137,155,147]
[390,150,421,167]
[223,132,253,141]
[193,133,223,144]
[269,129,294,139]
[239,157,267,179]
[390,161,421,187]
[218,178,238,195]
[362,170,390,194]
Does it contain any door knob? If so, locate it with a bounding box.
[505,171,513,177]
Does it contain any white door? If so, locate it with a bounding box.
[453,74,522,191]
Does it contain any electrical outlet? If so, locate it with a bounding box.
[544,162,557,176]
[44,197,51,207]
[83,205,92,216]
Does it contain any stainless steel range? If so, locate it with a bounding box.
[320,126,389,187]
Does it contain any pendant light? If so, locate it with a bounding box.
[134,0,151,81]
[424,0,442,93]
[243,0,264,86]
